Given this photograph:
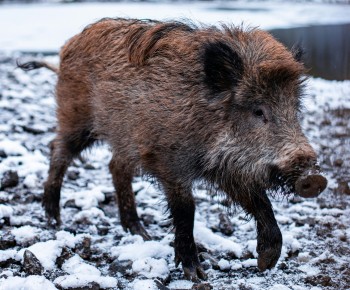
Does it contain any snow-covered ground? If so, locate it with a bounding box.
[0,2,350,290]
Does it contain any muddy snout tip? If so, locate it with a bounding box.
[295,171,328,198]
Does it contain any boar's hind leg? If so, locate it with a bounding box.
[240,192,282,271]
[164,182,207,282]
[109,158,151,241]
[44,128,95,225]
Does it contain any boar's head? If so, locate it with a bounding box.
[202,27,327,199]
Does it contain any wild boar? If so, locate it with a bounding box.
[18,18,327,281]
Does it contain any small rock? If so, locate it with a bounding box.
[305,275,332,287]
[75,237,91,260]
[0,232,16,250]
[278,262,288,270]
[191,282,213,290]
[141,214,155,226]
[97,226,109,236]
[56,247,75,268]
[295,217,316,227]
[83,163,95,170]
[100,191,114,205]
[63,199,80,209]
[0,270,12,279]
[198,252,219,270]
[23,249,43,275]
[322,156,333,167]
[218,212,234,236]
[0,170,19,190]
[289,195,303,204]
[287,249,299,258]
[0,257,20,269]
[333,159,343,167]
[201,260,211,271]
[335,181,350,195]
[21,125,46,135]
[61,282,100,290]
[225,250,239,260]
[44,268,67,281]
[196,243,208,254]
[0,150,7,158]
[67,170,80,181]
[320,118,331,126]
[154,279,170,290]
[158,219,172,228]
[108,259,133,276]
[240,250,254,260]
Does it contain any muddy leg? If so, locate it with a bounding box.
[163,182,207,282]
[43,145,70,225]
[240,192,282,271]
[44,129,95,225]
[109,158,150,240]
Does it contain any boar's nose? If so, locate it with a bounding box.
[295,169,327,198]
[293,150,317,169]
[277,142,318,172]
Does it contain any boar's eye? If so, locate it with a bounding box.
[253,107,268,123]
[254,109,264,117]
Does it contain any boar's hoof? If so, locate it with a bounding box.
[45,212,61,228]
[257,247,281,271]
[42,185,62,226]
[257,226,282,271]
[175,252,207,282]
[42,201,61,227]
[183,264,208,283]
[128,221,151,241]
[295,172,327,198]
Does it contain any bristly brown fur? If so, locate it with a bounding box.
[19,18,319,280]
[126,21,196,65]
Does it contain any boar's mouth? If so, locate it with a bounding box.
[268,165,327,198]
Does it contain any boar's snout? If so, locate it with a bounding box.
[289,148,328,197]
[273,143,327,197]
[276,141,317,171]
[295,169,327,198]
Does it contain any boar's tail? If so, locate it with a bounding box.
[17,60,59,74]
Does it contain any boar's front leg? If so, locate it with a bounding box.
[109,158,151,241]
[163,182,207,282]
[240,192,282,271]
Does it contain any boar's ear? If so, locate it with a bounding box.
[203,41,244,95]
